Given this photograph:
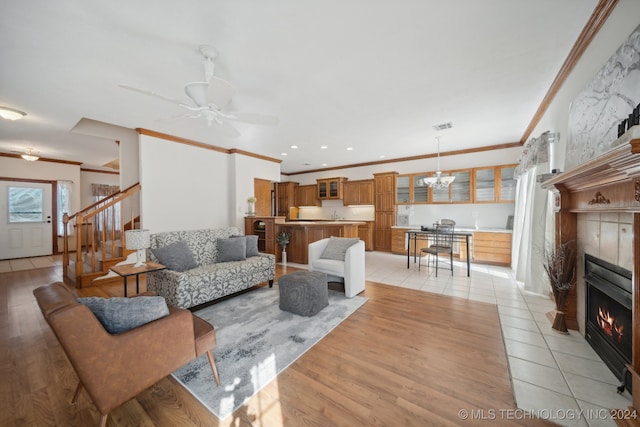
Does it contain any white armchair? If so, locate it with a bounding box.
[308,238,365,298]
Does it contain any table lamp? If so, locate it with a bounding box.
[125,229,150,267]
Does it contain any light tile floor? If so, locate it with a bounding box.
[6,253,634,426]
[291,251,633,427]
[0,254,62,273]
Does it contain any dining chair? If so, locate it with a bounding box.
[419,224,454,276]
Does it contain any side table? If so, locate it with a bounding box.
[109,262,166,297]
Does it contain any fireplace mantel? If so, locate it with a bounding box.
[540,126,640,420]
[542,127,640,212]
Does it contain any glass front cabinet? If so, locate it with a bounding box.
[474,164,517,203]
[396,174,430,204]
[395,164,515,205]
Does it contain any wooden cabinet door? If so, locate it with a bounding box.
[391,228,407,254]
[275,182,298,218]
[317,180,328,199]
[343,181,359,205]
[358,223,373,251]
[473,232,512,265]
[343,180,374,205]
[296,185,318,207]
[358,180,374,205]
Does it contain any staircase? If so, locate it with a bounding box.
[62,183,141,287]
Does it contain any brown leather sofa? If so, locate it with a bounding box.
[33,282,220,427]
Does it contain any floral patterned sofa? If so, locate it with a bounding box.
[147,227,275,309]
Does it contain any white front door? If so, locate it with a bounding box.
[0,181,53,260]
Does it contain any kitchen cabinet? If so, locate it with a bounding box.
[474,164,517,203]
[498,165,517,202]
[296,185,319,207]
[275,182,298,219]
[396,174,430,204]
[474,168,496,202]
[472,231,512,265]
[451,170,472,202]
[373,172,397,251]
[275,221,362,263]
[391,228,407,254]
[244,216,285,255]
[317,177,346,199]
[343,179,374,205]
[431,169,472,203]
[358,221,374,251]
[391,228,430,255]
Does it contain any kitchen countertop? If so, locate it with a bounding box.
[392,225,513,233]
[280,220,366,226]
[291,218,374,222]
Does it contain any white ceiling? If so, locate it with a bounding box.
[0,0,598,174]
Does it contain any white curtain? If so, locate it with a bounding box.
[512,165,551,294]
[511,132,557,295]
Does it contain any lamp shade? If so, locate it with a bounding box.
[125,229,150,250]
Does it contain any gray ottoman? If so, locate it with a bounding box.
[278,270,328,316]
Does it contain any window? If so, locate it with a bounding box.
[57,181,73,236]
[8,187,43,223]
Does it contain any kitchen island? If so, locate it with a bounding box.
[275,221,365,264]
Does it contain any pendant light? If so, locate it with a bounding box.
[423,137,455,189]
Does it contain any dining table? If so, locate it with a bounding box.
[405,228,473,276]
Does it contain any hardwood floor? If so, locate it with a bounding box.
[0,262,557,426]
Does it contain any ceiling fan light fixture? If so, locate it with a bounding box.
[0,106,27,121]
[21,148,39,161]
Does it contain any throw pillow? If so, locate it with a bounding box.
[151,240,198,272]
[245,235,259,257]
[230,235,260,257]
[320,237,360,260]
[217,237,247,262]
[77,296,170,334]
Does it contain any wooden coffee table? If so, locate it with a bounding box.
[109,261,166,297]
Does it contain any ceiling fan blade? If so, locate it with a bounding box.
[214,120,241,138]
[155,113,203,123]
[119,84,186,106]
[206,76,235,109]
[221,111,279,126]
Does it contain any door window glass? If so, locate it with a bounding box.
[8,187,44,223]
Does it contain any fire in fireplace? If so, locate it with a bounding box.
[597,306,625,344]
[584,254,633,393]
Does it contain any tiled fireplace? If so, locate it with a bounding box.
[543,130,640,413]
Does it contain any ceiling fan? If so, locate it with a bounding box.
[119,45,278,137]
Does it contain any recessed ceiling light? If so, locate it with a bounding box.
[281,152,288,156]
[320,145,327,149]
[322,163,327,166]
[346,147,353,151]
[291,145,298,149]
[379,155,386,159]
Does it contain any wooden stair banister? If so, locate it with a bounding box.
[63,183,141,287]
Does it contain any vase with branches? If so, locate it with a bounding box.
[543,240,577,334]
[276,231,290,265]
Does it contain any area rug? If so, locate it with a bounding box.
[172,286,367,420]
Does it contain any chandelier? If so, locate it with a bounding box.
[423,137,455,189]
[21,148,40,162]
